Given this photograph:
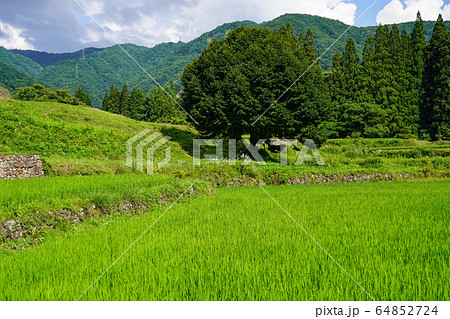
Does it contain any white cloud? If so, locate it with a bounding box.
[0,20,35,50]
[0,0,358,52]
[75,0,357,49]
[376,0,450,24]
[174,0,357,42]
[83,1,105,16]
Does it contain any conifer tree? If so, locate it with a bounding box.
[388,25,405,135]
[428,27,450,139]
[400,29,419,135]
[74,87,92,107]
[390,26,416,136]
[129,88,145,120]
[411,11,426,111]
[101,92,110,111]
[326,51,343,106]
[422,14,448,137]
[119,83,130,116]
[360,34,376,103]
[302,28,318,62]
[373,25,391,108]
[108,84,121,114]
[340,38,360,102]
[142,83,185,124]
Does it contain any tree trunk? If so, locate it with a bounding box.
[249,130,259,146]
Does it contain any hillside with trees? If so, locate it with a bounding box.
[99,12,449,142]
[0,61,37,91]
[13,83,92,107]
[2,14,449,109]
[0,47,43,76]
[102,82,185,124]
[1,13,449,141]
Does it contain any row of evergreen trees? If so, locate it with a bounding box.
[326,12,449,140]
[101,83,186,124]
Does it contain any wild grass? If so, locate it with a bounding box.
[0,175,173,211]
[0,180,448,301]
[0,174,212,249]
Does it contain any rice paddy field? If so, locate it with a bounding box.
[0,179,448,301]
[0,174,207,221]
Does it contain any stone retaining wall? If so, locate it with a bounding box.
[0,155,45,180]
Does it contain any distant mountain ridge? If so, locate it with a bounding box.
[10,47,104,68]
[1,13,449,108]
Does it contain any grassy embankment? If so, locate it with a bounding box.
[0,174,212,249]
[1,99,449,181]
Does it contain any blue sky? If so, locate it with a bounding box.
[0,0,449,52]
[354,0,391,26]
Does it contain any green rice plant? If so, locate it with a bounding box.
[0,174,210,223]
[0,180,448,301]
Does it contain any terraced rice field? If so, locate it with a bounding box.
[0,180,448,300]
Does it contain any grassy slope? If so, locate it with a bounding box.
[0,99,197,175]
[0,180,448,300]
[0,174,212,249]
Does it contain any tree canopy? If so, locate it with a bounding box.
[182,25,331,145]
[74,87,92,107]
[13,83,88,106]
[101,82,186,125]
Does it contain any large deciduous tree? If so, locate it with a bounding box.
[181,25,331,145]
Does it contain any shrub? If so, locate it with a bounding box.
[13,83,82,106]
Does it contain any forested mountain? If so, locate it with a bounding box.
[35,20,256,107]
[34,44,158,108]
[1,13,450,108]
[11,47,104,68]
[0,61,37,91]
[0,47,43,76]
[128,20,257,93]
